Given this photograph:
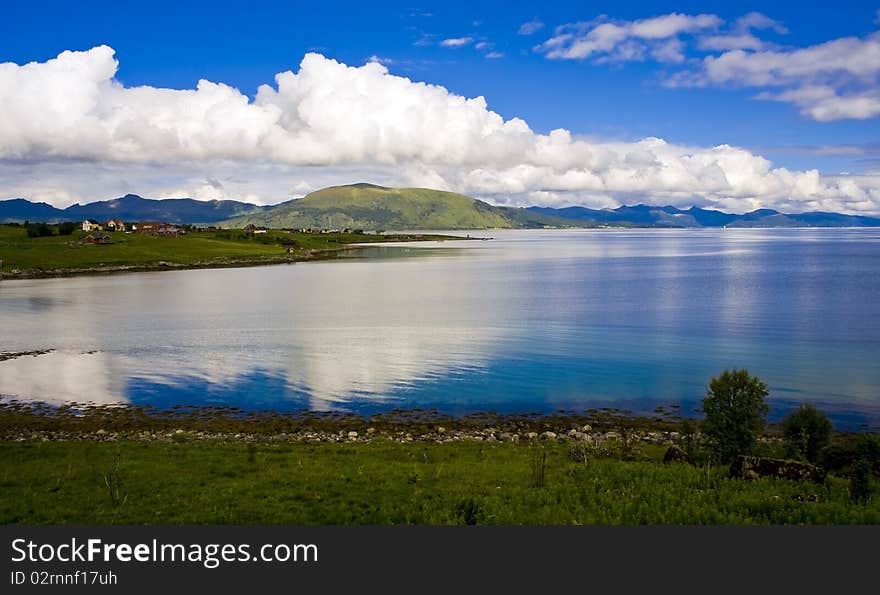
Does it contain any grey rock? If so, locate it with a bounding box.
[730,455,826,483]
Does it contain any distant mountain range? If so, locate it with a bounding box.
[0,194,270,224]
[2,184,879,229]
[526,204,880,228]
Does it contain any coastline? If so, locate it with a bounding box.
[0,399,807,445]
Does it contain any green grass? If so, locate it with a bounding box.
[1,440,876,525]
[0,225,453,275]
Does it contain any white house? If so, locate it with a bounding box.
[82,220,97,232]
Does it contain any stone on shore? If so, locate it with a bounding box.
[729,455,826,483]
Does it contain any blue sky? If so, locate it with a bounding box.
[1,1,879,212]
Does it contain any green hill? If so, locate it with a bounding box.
[220,183,577,230]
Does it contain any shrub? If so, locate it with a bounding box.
[822,433,880,476]
[781,404,833,464]
[701,369,769,464]
[25,222,54,237]
[57,221,78,235]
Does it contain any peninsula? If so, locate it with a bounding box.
[0,224,462,280]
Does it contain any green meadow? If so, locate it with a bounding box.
[1,440,877,525]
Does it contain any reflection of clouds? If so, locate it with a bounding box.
[285,325,496,410]
[274,257,509,410]
[0,351,128,406]
[124,349,276,389]
[0,252,512,409]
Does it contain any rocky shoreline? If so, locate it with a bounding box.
[4,424,685,445]
[0,399,796,447]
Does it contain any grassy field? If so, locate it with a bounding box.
[1,440,877,525]
[0,225,454,277]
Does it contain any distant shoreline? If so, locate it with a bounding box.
[0,231,468,281]
[1,248,348,281]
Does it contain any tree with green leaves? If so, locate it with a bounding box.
[701,369,769,464]
[781,404,833,464]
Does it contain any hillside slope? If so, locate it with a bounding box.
[222,183,526,229]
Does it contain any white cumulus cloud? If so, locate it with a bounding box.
[1,46,879,214]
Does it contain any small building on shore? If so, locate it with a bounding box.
[84,233,112,245]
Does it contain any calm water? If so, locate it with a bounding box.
[1,228,879,428]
